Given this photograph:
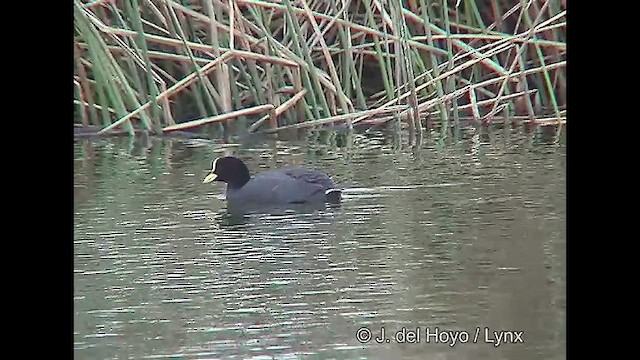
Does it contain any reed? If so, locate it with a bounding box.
[74,0,566,139]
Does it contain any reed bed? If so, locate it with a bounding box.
[74,0,566,139]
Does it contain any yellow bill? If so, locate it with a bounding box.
[203,173,218,183]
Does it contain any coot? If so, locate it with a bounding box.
[203,156,342,205]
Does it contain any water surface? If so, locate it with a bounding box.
[74,127,565,359]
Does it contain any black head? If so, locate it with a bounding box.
[202,156,251,189]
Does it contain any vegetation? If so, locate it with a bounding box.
[74,0,566,140]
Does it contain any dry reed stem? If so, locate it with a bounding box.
[76,0,565,135]
[263,105,409,133]
[469,88,480,120]
[74,100,142,119]
[239,0,447,55]
[74,80,89,126]
[165,0,262,46]
[74,43,99,125]
[483,0,553,124]
[163,104,275,132]
[460,89,537,112]
[359,115,565,126]
[300,0,352,117]
[354,39,518,123]
[248,89,308,132]
[402,8,510,76]
[363,56,565,124]
[98,52,234,134]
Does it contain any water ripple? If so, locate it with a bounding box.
[75,135,565,360]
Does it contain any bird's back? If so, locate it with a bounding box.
[226,166,336,204]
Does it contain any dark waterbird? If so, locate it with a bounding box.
[203,156,342,208]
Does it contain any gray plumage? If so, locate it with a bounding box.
[203,157,342,206]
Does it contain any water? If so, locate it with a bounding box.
[74,127,565,359]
